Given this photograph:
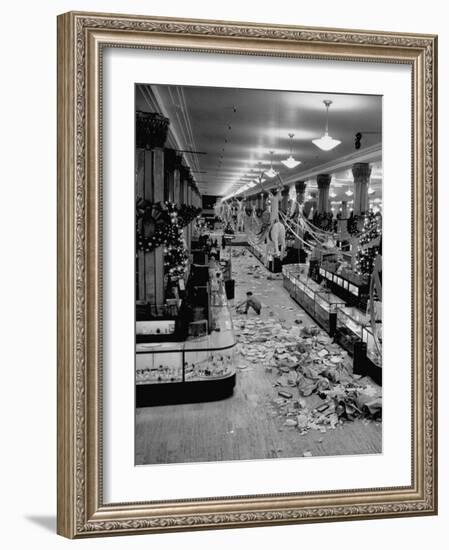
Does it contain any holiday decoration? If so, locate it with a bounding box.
[311,211,334,232]
[347,213,366,236]
[136,200,202,281]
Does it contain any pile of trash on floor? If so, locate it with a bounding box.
[235,316,382,436]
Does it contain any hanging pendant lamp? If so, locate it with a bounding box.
[312,100,341,151]
[281,133,301,169]
[265,151,278,178]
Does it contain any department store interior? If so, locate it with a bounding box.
[134,83,383,465]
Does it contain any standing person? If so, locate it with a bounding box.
[235,291,262,315]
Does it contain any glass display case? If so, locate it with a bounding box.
[362,324,382,384]
[318,265,370,308]
[362,325,381,366]
[136,344,183,384]
[301,279,317,316]
[335,306,369,355]
[282,264,305,294]
[136,264,237,407]
[314,291,345,335]
[184,347,236,382]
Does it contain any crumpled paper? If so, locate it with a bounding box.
[235,314,382,436]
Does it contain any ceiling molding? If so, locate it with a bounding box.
[136,84,200,182]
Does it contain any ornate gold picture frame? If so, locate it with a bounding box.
[57,11,437,538]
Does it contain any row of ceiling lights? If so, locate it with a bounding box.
[223,100,341,199]
[262,100,341,177]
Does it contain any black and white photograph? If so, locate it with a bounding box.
[135,83,383,466]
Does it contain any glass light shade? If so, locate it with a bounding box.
[312,132,341,151]
[329,191,337,198]
[368,187,375,194]
[345,190,354,196]
[281,155,301,169]
[265,167,278,178]
[247,181,257,188]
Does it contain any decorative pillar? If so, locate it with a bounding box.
[180,165,189,249]
[338,200,349,240]
[291,181,306,255]
[164,149,177,203]
[316,174,332,214]
[135,111,169,306]
[295,181,306,207]
[262,192,269,211]
[281,185,290,213]
[170,152,183,204]
[352,162,372,215]
[186,179,193,250]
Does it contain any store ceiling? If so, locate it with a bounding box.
[136,84,382,203]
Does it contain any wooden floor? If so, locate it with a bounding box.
[136,248,382,465]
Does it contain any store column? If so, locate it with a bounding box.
[317,174,332,214]
[338,200,350,244]
[295,181,306,214]
[292,181,306,259]
[173,153,183,204]
[186,175,193,250]
[136,111,169,307]
[281,185,290,213]
[180,165,189,250]
[262,192,269,211]
[352,162,371,215]
[164,149,175,203]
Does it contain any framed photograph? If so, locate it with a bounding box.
[57,11,437,539]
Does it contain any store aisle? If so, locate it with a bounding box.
[135,247,381,465]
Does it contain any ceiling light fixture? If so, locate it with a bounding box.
[329,191,337,198]
[265,151,278,178]
[345,189,354,196]
[281,133,301,169]
[368,186,375,194]
[312,100,341,152]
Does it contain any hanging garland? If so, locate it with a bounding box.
[136,200,202,253]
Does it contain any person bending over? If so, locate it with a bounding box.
[236,291,262,315]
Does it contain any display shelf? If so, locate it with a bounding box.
[318,266,369,308]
